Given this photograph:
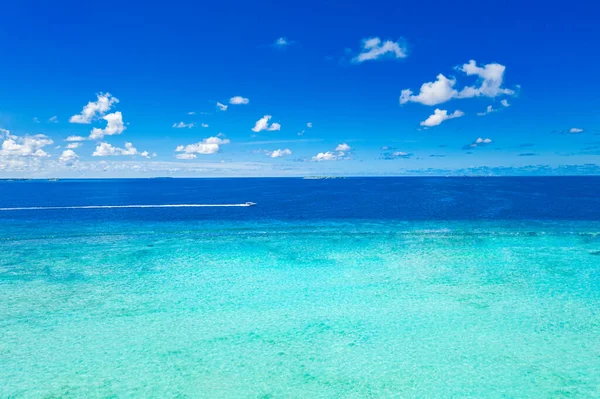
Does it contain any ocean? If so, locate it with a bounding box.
[1,177,599,397]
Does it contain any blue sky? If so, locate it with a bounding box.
[1,0,599,177]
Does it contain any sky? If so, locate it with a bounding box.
[1,0,599,177]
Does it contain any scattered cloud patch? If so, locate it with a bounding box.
[501,99,510,107]
[381,150,413,160]
[93,142,144,157]
[313,143,352,161]
[66,135,86,142]
[252,115,281,132]
[307,122,313,128]
[463,137,493,150]
[70,93,119,124]
[570,128,584,133]
[477,105,496,116]
[201,123,209,128]
[175,136,230,159]
[66,142,82,149]
[187,111,196,115]
[0,130,53,158]
[48,116,58,123]
[33,117,40,123]
[173,122,196,129]
[229,96,249,105]
[89,112,126,140]
[216,102,228,111]
[420,109,464,127]
[266,149,292,158]
[352,37,407,63]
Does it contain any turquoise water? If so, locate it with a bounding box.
[2,218,600,397]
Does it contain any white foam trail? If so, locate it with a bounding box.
[0,202,256,211]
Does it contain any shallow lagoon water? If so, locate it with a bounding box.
[1,178,600,397]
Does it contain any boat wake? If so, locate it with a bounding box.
[0,202,256,211]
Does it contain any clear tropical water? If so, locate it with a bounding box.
[1,177,599,398]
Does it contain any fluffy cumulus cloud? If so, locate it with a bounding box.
[70,93,119,124]
[266,149,292,158]
[89,112,126,140]
[456,60,515,98]
[252,115,281,132]
[353,37,407,63]
[400,74,458,106]
[175,136,230,159]
[66,142,82,149]
[59,149,79,165]
[172,122,196,128]
[312,151,338,161]
[201,123,209,128]
[400,60,514,106]
[92,142,143,157]
[229,96,249,105]
[335,143,351,152]
[570,128,584,133]
[216,102,228,111]
[420,109,464,127]
[0,129,53,158]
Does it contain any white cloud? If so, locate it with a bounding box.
[312,151,338,161]
[420,109,464,127]
[401,61,514,106]
[252,115,281,132]
[400,74,458,106]
[67,142,82,149]
[456,60,515,98]
[0,131,53,158]
[216,102,228,111]
[464,137,493,149]
[172,122,196,129]
[175,136,230,158]
[48,116,58,123]
[59,149,79,164]
[66,135,86,142]
[266,149,292,158]
[307,122,313,128]
[33,117,40,123]
[477,105,496,116]
[335,143,351,152]
[274,37,290,47]
[570,128,584,133]
[229,96,249,105]
[187,111,196,115]
[89,112,126,140]
[353,37,407,63]
[201,123,209,128]
[92,142,142,157]
[140,151,151,158]
[70,93,119,124]
[501,99,510,107]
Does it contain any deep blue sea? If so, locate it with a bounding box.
[1,177,599,397]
